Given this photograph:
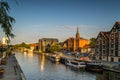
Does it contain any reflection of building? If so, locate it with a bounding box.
[39,38,59,52]
[96,22,120,62]
[96,71,119,80]
[63,27,90,52]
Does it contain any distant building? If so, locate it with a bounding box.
[2,37,9,45]
[38,38,59,52]
[30,43,39,52]
[63,27,90,52]
[96,22,120,62]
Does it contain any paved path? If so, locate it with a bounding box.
[2,55,22,80]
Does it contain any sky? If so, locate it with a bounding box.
[1,0,120,44]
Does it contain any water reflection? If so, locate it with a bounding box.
[40,55,45,71]
[15,52,120,80]
[96,71,120,80]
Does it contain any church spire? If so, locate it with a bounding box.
[76,27,80,39]
[77,27,79,34]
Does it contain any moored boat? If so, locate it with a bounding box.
[50,55,60,62]
[65,58,86,69]
[85,61,103,72]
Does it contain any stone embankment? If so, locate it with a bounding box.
[1,54,26,80]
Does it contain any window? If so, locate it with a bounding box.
[103,41,105,44]
[103,45,105,49]
[118,58,120,62]
[111,44,114,48]
[103,50,105,54]
[99,57,102,60]
[111,50,113,54]
[115,51,118,56]
[111,58,114,62]
[111,39,114,43]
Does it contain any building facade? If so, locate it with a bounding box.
[96,22,120,62]
[39,38,59,52]
[30,43,40,52]
[96,32,109,61]
[64,27,90,52]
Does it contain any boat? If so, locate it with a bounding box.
[65,58,72,66]
[65,58,86,69]
[50,55,60,62]
[60,57,66,64]
[85,61,103,72]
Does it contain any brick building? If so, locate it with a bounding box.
[96,22,120,62]
[64,27,90,52]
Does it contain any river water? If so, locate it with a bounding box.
[15,52,120,80]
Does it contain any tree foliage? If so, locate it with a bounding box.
[89,38,96,47]
[0,1,15,40]
[13,42,30,49]
[50,44,60,53]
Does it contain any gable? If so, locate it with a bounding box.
[110,22,120,33]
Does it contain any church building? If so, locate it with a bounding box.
[63,27,90,52]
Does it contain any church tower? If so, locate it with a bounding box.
[76,27,80,39]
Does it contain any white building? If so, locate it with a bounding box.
[2,37,9,45]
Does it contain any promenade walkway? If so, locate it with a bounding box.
[2,55,22,80]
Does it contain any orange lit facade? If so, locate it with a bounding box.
[30,43,40,51]
[64,27,90,52]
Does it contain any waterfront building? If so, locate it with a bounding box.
[96,22,120,62]
[63,27,90,52]
[30,43,39,52]
[38,38,59,52]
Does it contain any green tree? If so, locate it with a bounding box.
[19,42,30,49]
[50,44,60,53]
[0,1,15,40]
[89,38,96,47]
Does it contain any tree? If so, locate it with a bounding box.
[0,1,15,40]
[19,42,30,49]
[89,38,96,47]
[50,44,60,53]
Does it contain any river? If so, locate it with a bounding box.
[15,52,120,80]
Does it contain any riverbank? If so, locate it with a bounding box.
[2,54,26,80]
[42,52,120,73]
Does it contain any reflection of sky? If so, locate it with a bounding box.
[1,0,120,44]
[15,52,118,80]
